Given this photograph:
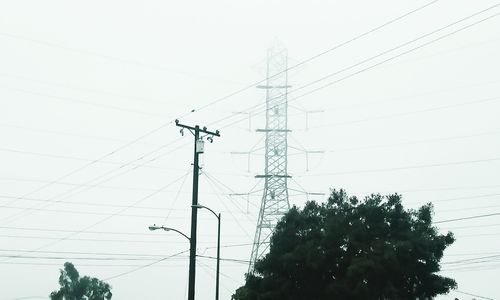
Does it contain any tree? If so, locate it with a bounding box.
[233,189,456,300]
[50,262,112,300]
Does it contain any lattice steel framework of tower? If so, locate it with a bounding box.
[249,43,291,273]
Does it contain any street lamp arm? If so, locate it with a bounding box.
[163,227,191,241]
[149,225,190,241]
[192,204,220,220]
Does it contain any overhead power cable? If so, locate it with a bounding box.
[435,212,500,224]
[0,248,164,257]
[0,204,182,219]
[0,194,252,213]
[103,249,190,281]
[0,122,163,146]
[3,1,485,228]
[0,254,176,261]
[236,5,500,131]
[0,72,171,106]
[443,254,500,265]
[0,261,188,268]
[0,0,439,117]
[0,139,190,224]
[0,85,171,118]
[0,234,186,244]
[296,156,500,177]
[8,297,47,300]
[0,1,457,257]
[0,170,192,259]
[288,4,500,103]
[454,290,495,300]
[0,253,252,265]
[0,0,441,225]
[310,95,500,129]
[321,129,500,154]
[0,147,179,170]
[0,241,267,257]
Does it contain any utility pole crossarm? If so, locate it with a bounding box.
[175,119,220,137]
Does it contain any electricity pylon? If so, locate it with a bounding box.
[249,42,291,273]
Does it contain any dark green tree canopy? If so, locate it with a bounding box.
[233,189,456,300]
[50,262,112,300]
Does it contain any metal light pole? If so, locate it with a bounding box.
[193,204,221,300]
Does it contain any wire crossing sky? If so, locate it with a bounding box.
[0,1,499,299]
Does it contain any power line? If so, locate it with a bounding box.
[215,5,500,133]
[0,147,180,171]
[162,169,191,225]
[288,4,500,105]
[0,254,174,261]
[4,0,496,268]
[0,0,445,225]
[310,95,500,129]
[321,129,500,154]
[435,212,500,224]
[0,122,163,146]
[0,0,439,118]
[1,3,486,220]
[0,241,267,258]
[443,254,500,265]
[8,297,47,300]
[0,194,253,214]
[202,171,254,239]
[0,176,160,192]
[0,248,166,258]
[0,72,171,105]
[454,290,495,300]
[437,202,500,213]
[281,0,441,72]
[0,226,167,237]
[0,124,183,222]
[318,79,500,114]
[1,170,193,257]
[296,157,500,177]
[0,139,190,224]
[0,234,186,244]
[440,223,500,231]
[0,204,179,219]
[352,184,500,195]
[0,31,239,85]
[197,254,250,265]
[0,85,171,118]
[407,193,500,205]
[0,261,187,268]
[443,262,500,273]
[183,1,447,131]
[103,249,190,281]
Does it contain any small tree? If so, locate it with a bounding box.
[233,189,456,300]
[50,262,112,300]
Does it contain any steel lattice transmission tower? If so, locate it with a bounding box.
[249,43,291,273]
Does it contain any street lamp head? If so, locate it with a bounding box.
[148,224,160,231]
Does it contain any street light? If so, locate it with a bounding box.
[192,204,221,300]
[148,224,190,241]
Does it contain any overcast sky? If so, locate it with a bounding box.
[1,0,500,299]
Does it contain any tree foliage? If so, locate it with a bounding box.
[50,262,112,300]
[233,189,456,300]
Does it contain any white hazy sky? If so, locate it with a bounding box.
[1,1,500,299]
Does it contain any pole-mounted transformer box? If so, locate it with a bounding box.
[196,139,205,154]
